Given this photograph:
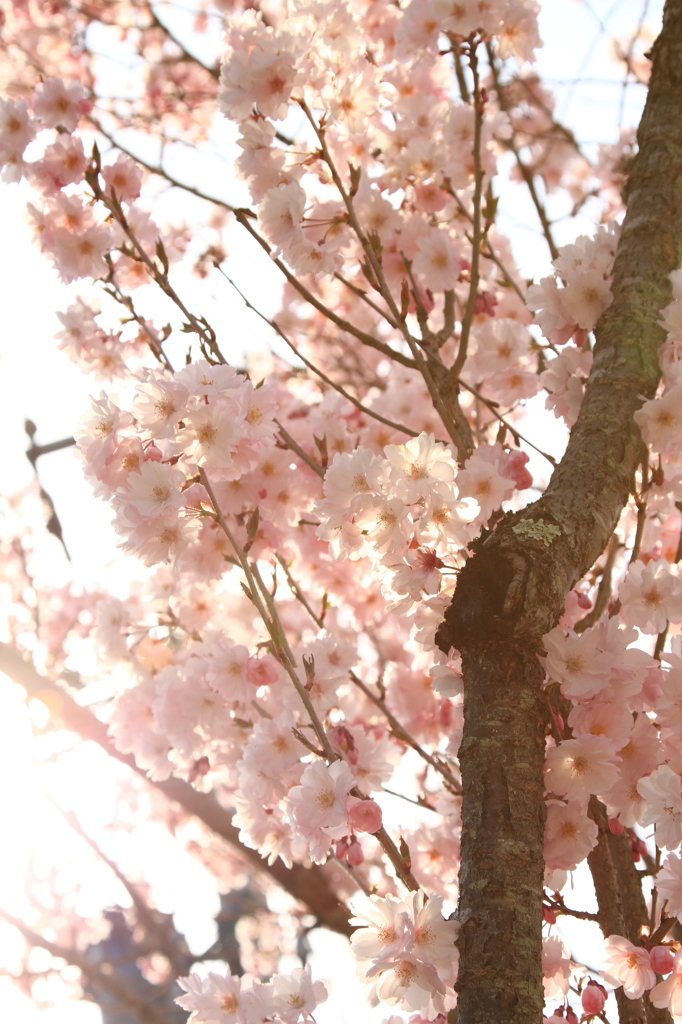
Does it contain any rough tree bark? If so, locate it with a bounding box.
[436,4,682,1023]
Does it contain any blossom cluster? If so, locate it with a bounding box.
[350,892,459,1018]
[176,964,329,1024]
[316,435,530,610]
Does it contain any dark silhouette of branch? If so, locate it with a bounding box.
[24,421,74,560]
[0,909,169,1024]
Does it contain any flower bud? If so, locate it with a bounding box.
[349,798,383,834]
[346,836,364,867]
[581,980,607,1016]
[244,654,279,687]
[543,904,557,925]
[650,945,675,975]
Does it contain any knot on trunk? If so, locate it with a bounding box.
[435,511,567,657]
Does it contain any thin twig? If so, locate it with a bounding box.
[458,378,557,466]
[149,9,220,80]
[87,116,237,212]
[276,555,325,629]
[487,43,560,262]
[274,421,326,478]
[574,533,622,633]
[350,671,461,794]
[450,42,485,382]
[89,175,224,362]
[333,271,401,329]
[216,267,419,439]
[198,468,334,760]
[102,263,174,371]
[233,211,417,369]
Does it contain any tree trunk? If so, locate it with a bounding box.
[437,3,682,1022]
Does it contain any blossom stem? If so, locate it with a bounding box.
[198,468,335,761]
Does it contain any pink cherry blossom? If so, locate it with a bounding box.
[637,765,682,849]
[271,965,329,1024]
[320,448,386,510]
[102,154,143,203]
[456,443,515,521]
[384,433,456,504]
[51,222,113,284]
[0,97,35,174]
[540,345,593,426]
[351,892,458,1017]
[348,798,383,834]
[350,893,411,964]
[634,384,682,457]
[412,230,462,293]
[114,461,186,520]
[288,759,354,840]
[544,799,599,872]
[542,935,571,998]
[601,935,656,999]
[32,77,91,132]
[544,735,621,801]
[366,954,447,1017]
[541,625,613,701]
[618,558,682,634]
[244,654,280,688]
[218,13,305,121]
[258,182,306,249]
[34,135,88,193]
[656,853,682,920]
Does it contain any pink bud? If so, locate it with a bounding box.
[504,449,533,490]
[473,290,498,317]
[414,182,448,214]
[565,1006,579,1024]
[576,591,592,610]
[188,756,210,784]
[628,834,648,862]
[348,798,383,834]
[144,442,163,462]
[335,838,350,861]
[328,725,359,765]
[581,980,607,1017]
[346,836,364,867]
[438,698,453,729]
[244,655,279,687]
[650,946,675,975]
[608,816,624,835]
[543,904,557,925]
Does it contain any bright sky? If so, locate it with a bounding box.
[0,1,666,1021]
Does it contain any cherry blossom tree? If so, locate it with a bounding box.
[2,3,682,1024]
